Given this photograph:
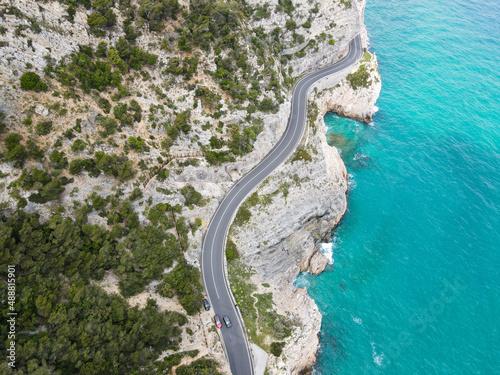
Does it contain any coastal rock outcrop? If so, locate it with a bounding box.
[309,250,330,276]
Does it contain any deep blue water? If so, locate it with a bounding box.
[296,0,500,373]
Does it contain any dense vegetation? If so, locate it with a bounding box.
[55,40,156,93]
[0,207,194,374]
[69,152,136,181]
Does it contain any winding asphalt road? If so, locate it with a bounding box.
[201,35,363,375]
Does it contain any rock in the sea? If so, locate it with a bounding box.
[309,251,330,275]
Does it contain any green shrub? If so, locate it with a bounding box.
[29,179,65,203]
[174,111,191,132]
[234,206,251,226]
[270,342,286,357]
[114,100,142,126]
[15,168,51,190]
[26,139,43,160]
[259,98,279,113]
[209,136,224,149]
[163,56,199,80]
[226,239,239,261]
[98,97,111,113]
[161,262,203,316]
[87,7,116,36]
[291,149,312,163]
[98,116,118,136]
[20,72,48,91]
[71,139,86,152]
[69,158,85,174]
[95,152,137,181]
[176,358,222,375]
[92,195,107,211]
[346,64,371,90]
[195,87,221,110]
[87,12,107,36]
[340,0,352,8]
[329,39,335,45]
[178,36,192,52]
[285,19,296,31]
[177,158,199,167]
[128,136,149,152]
[4,133,28,167]
[129,99,142,122]
[302,20,311,28]
[253,4,271,20]
[96,41,108,57]
[138,0,180,32]
[181,185,204,206]
[69,153,136,181]
[156,168,169,181]
[129,188,143,201]
[228,123,263,156]
[113,103,132,125]
[147,203,175,228]
[205,150,234,165]
[49,150,68,169]
[0,111,6,133]
[35,121,53,135]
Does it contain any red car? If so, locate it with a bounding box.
[214,314,222,328]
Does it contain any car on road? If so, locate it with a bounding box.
[223,316,232,328]
[202,299,210,311]
[214,314,222,328]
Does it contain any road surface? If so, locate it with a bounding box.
[201,35,363,375]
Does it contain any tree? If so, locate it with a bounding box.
[0,209,187,374]
[49,150,68,169]
[71,139,86,152]
[285,19,296,31]
[29,179,65,203]
[162,262,203,315]
[98,117,117,136]
[128,136,149,152]
[20,72,48,91]
[4,133,28,167]
[69,158,84,174]
[173,110,191,133]
[259,98,278,113]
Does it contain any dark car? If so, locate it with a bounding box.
[202,299,210,311]
[214,314,222,328]
[223,316,232,328]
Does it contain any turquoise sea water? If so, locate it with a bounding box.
[296,0,500,373]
